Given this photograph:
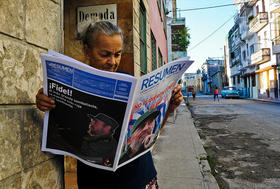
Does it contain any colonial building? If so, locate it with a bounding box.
[0,0,168,187]
[201,57,225,94]
[271,0,280,98]
[181,72,201,93]
[234,1,259,98]
[170,0,188,60]
[232,0,280,100]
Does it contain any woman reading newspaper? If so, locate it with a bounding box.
[36,21,183,189]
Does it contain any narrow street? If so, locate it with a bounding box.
[187,95,280,189]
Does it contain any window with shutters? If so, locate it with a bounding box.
[158,48,163,67]
[151,32,157,71]
[140,2,147,75]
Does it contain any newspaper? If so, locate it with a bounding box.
[41,50,193,171]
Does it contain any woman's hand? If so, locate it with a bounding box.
[143,134,156,149]
[36,88,56,111]
[168,85,183,113]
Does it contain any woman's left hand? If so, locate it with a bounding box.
[168,85,183,113]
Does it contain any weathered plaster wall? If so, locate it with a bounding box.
[0,0,64,188]
[133,0,151,77]
[149,0,168,66]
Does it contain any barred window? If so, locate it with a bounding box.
[151,32,157,71]
[158,48,163,67]
[140,2,147,75]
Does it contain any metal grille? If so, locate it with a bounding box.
[158,48,163,67]
[151,32,157,71]
[140,3,147,75]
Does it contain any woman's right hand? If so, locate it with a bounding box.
[36,88,56,111]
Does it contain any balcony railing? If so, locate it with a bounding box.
[249,12,268,33]
[251,48,271,65]
[171,18,185,25]
[270,0,280,12]
[247,0,258,6]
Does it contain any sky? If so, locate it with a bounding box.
[176,0,238,73]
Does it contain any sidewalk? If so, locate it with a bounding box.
[247,97,280,104]
[152,104,219,189]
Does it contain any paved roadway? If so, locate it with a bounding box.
[187,95,280,189]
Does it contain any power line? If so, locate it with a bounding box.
[188,14,235,52]
[177,1,254,12]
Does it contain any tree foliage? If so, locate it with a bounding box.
[173,27,191,51]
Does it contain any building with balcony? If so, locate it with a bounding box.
[171,17,188,60]
[253,0,278,99]
[228,22,244,90]
[249,12,269,33]
[270,0,280,99]
[169,0,188,61]
[181,72,201,93]
[233,2,258,98]
[231,0,279,100]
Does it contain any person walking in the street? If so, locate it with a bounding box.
[192,88,196,101]
[214,87,219,102]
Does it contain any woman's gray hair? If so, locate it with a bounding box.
[82,21,123,49]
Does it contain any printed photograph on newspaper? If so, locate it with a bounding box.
[41,52,137,171]
[118,57,193,167]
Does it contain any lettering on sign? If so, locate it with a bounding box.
[77,4,117,39]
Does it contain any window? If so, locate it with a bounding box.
[151,32,157,71]
[237,75,240,84]
[140,2,147,75]
[242,50,246,61]
[250,44,254,54]
[233,76,236,85]
[158,48,163,67]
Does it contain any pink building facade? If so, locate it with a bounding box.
[149,0,168,70]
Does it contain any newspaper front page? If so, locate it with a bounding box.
[41,51,193,171]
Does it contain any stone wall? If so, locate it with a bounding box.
[0,0,64,188]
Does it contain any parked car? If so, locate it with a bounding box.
[221,86,240,98]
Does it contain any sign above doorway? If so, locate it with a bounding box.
[77,4,117,39]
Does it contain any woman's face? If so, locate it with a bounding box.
[85,32,122,72]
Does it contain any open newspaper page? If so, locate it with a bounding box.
[117,57,193,168]
[41,52,137,171]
